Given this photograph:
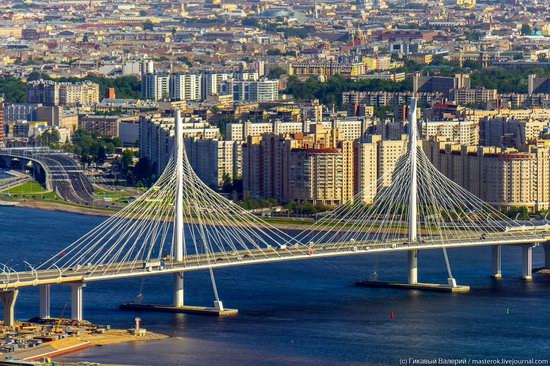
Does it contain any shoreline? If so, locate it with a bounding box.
[6,327,169,363]
[1,198,322,230]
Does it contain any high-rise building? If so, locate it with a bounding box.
[141,60,154,75]
[185,138,243,188]
[354,135,408,203]
[342,91,443,108]
[413,73,470,97]
[141,73,170,101]
[288,140,354,206]
[27,80,99,106]
[58,81,99,106]
[232,79,279,103]
[170,74,202,101]
[201,72,232,99]
[2,103,41,122]
[242,124,355,205]
[422,119,479,145]
[138,115,243,189]
[27,80,59,106]
[79,115,133,139]
[480,118,549,147]
[449,88,497,106]
[425,140,550,211]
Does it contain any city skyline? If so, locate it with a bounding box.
[0,0,550,365]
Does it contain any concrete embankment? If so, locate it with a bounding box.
[0,201,18,207]
[8,329,168,362]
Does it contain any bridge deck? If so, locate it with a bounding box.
[2,232,548,291]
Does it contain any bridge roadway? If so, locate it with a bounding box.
[2,231,549,291]
[0,149,94,203]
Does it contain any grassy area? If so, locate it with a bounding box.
[0,180,128,215]
[2,181,58,199]
[93,186,135,204]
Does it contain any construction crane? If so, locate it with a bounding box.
[53,304,67,333]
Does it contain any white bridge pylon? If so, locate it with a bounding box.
[0,100,548,295]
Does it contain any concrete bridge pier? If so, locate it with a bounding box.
[491,245,502,279]
[39,285,51,319]
[173,272,184,307]
[521,245,533,281]
[0,290,19,328]
[408,250,418,284]
[69,283,85,321]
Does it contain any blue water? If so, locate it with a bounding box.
[1,207,549,365]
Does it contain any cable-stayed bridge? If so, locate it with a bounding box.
[1,100,549,327]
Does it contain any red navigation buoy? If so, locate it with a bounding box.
[390,311,395,320]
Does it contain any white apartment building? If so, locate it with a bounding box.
[354,135,408,203]
[226,120,366,142]
[170,73,202,101]
[141,73,170,101]
[422,119,479,145]
[185,138,243,188]
[139,115,242,188]
[202,72,232,98]
[232,79,279,103]
[319,120,365,141]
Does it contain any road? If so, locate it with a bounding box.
[1,229,548,290]
[0,149,94,204]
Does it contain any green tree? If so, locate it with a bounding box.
[506,206,529,220]
[177,56,192,67]
[374,105,394,119]
[267,66,287,79]
[130,157,157,186]
[68,129,120,167]
[0,77,26,103]
[38,129,60,148]
[521,24,532,35]
[285,75,411,107]
[242,17,259,27]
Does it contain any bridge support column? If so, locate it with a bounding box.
[0,290,19,328]
[544,244,550,269]
[173,272,184,307]
[491,245,502,279]
[521,245,533,281]
[408,250,418,284]
[69,283,85,321]
[39,285,51,319]
[173,110,185,308]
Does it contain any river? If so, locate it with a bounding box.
[0,206,549,365]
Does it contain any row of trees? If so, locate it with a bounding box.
[63,129,155,186]
[31,128,153,186]
[469,67,550,94]
[27,72,141,100]
[112,152,158,187]
[285,62,550,105]
[0,73,141,104]
[66,129,122,166]
[0,77,26,103]
[285,75,412,107]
